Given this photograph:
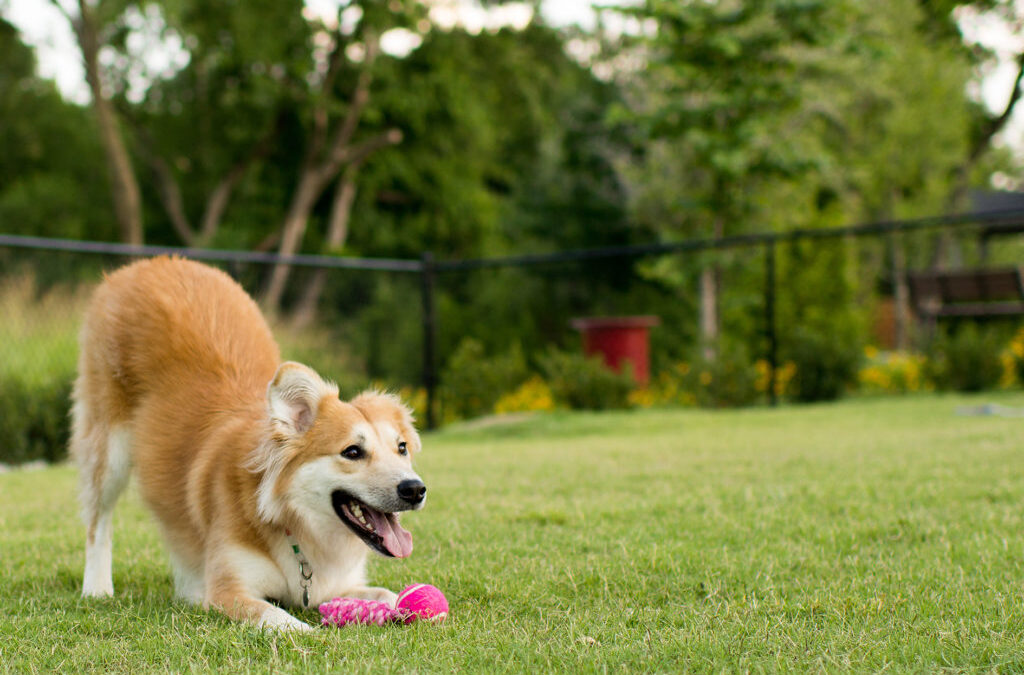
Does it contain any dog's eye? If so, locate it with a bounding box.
[398,442,408,456]
[341,445,364,460]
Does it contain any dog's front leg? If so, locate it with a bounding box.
[206,577,313,631]
[205,548,312,631]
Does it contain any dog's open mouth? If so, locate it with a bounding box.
[331,490,413,558]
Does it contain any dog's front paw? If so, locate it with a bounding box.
[258,606,314,631]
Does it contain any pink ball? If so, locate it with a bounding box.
[396,583,449,623]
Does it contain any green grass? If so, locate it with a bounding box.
[2,393,1024,672]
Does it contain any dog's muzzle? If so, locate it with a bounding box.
[397,479,426,507]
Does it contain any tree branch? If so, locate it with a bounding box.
[73,0,144,244]
[197,113,282,244]
[310,10,350,160]
[147,153,195,246]
[45,0,75,26]
[290,162,362,327]
[316,128,401,190]
[317,30,381,180]
[118,106,196,245]
[969,48,1024,164]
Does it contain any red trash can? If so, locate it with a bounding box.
[570,316,660,386]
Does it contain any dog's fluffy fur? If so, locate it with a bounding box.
[71,257,424,630]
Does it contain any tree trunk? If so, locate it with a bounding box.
[262,128,400,311]
[75,0,143,245]
[145,151,194,245]
[700,215,724,362]
[291,164,360,328]
[891,232,910,351]
[699,266,718,362]
[198,160,249,246]
[263,173,323,313]
[261,29,403,314]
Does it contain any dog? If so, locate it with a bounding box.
[70,256,425,630]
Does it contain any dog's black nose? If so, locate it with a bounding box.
[397,479,426,505]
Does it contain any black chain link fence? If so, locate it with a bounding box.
[1,210,1021,465]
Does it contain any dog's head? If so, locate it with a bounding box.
[250,362,424,558]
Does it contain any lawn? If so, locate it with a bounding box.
[2,392,1024,673]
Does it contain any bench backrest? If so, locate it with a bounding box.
[908,267,1024,304]
[907,267,1024,317]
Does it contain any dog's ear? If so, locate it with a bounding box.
[267,362,338,435]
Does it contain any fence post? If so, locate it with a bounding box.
[764,241,778,406]
[420,252,438,430]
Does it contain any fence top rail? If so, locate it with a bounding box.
[2,208,1022,274]
[432,208,1024,272]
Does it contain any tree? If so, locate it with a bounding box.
[607,0,834,359]
[609,0,996,361]
[0,17,111,241]
[48,0,144,245]
[288,21,636,377]
[927,0,1024,267]
[261,2,410,314]
[118,0,310,248]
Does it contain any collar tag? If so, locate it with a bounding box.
[285,529,313,608]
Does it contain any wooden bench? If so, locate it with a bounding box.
[907,267,1024,319]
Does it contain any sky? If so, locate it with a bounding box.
[1,0,609,104]
[3,0,1024,161]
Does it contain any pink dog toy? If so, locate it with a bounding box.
[319,584,449,627]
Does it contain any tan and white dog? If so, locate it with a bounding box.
[70,256,425,630]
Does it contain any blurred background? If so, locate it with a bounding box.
[1,0,1023,463]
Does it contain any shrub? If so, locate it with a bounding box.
[858,348,930,395]
[682,344,762,408]
[440,339,529,420]
[493,376,556,414]
[537,349,633,410]
[927,324,1005,393]
[0,374,73,465]
[627,363,697,409]
[632,349,777,410]
[1008,327,1024,387]
[0,275,84,465]
[754,359,797,399]
[785,328,862,402]
[688,346,761,409]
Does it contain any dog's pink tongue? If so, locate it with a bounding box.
[368,510,413,558]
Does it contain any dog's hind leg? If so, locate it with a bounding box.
[71,399,133,598]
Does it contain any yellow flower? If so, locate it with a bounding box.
[628,388,657,408]
[494,376,556,414]
[999,351,1017,389]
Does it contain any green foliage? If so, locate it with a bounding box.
[684,343,761,408]
[786,328,863,403]
[1,0,1019,423]
[537,349,633,411]
[124,0,312,247]
[613,0,978,378]
[354,23,631,260]
[927,323,1007,392]
[0,18,113,241]
[0,375,72,465]
[616,0,835,239]
[0,275,84,464]
[440,339,529,420]
[776,237,866,403]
